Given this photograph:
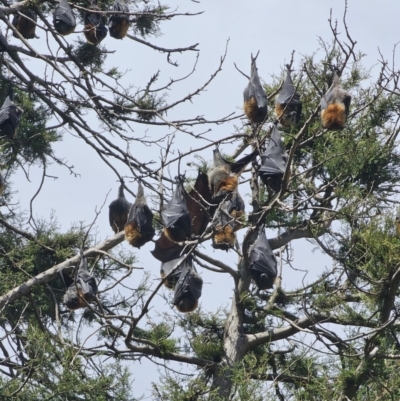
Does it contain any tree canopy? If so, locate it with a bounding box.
[0,0,400,400]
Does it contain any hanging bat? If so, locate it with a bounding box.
[151,232,183,263]
[208,147,257,202]
[109,0,130,40]
[124,182,155,248]
[275,65,302,127]
[212,190,244,250]
[160,255,186,289]
[0,87,23,139]
[0,32,8,52]
[173,257,203,313]
[161,181,191,243]
[258,124,288,192]
[62,250,98,310]
[12,9,37,39]
[249,228,277,290]
[185,170,214,236]
[84,1,108,45]
[53,0,76,36]
[243,53,268,124]
[109,181,132,233]
[320,67,351,131]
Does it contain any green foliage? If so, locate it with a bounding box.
[135,93,166,122]
[0,327,135,400]
[73,40,107,71]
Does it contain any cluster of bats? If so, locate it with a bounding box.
[0,9,353,312]
[10,0,130,44]
[62,58,348,314]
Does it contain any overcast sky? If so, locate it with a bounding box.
[7,0,400,398]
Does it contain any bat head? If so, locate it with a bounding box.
[160,255,187,289]
[63,285,86,310]
[173,265,203,313]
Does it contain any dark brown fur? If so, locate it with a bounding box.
[217,175,238,195]
[124,221,144,247]
[185,171,214,236]
[212,225,236,250]
[13,11,37,39]
[175,298,198,313]
[163,227,187,243]
[244,97,266,124]
[110,209,129,233]
[321,103,346,130]
[109,18,129,39]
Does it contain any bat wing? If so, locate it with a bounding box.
[77,271,98,298]
[259,125,287,176]
[0,97,23,128]
[186,171,213,236]
[151,233,183,263]
[231,149,258,174]
[219,201,234,225]
[161,206,186,227]
[138,205,155,235]
[160,255,186,288]
[244,58,267,109]
[109,198,131,232]
[54,0,76,26]
[161,183,191,236]
[249,229,277,283]
[276,66,300,105]
[173,264,203,305]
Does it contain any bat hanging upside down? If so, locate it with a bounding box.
[124,182,155,248]
[320,67,351,131]
[109,0,130,40]
[109,181,132,233]
[172,257,203,313]
[243,52,268,124]
[212,190,245,250]
[258,124,288,192]
[249,228,277,290]
[62,250,98,310]
[0,86,23,139]
[208,147,257,202]
[275,64,302,127]
[53,0,76,36]
[12,9,37,39]
[161,181,192,243]
[84,1,108,45]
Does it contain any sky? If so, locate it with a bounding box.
[6,0,400,398]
